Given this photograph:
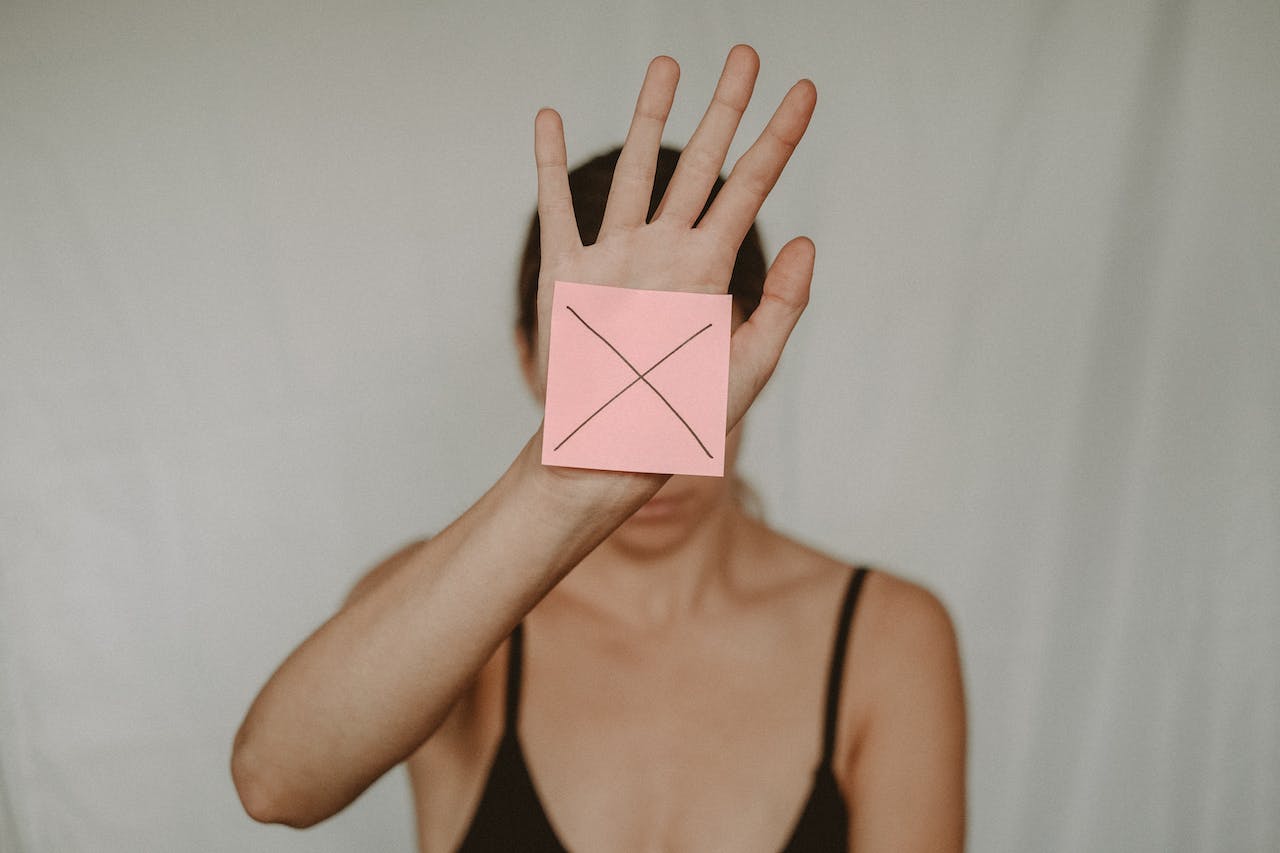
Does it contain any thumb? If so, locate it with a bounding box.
[725,236,815,430]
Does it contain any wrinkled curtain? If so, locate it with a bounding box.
[1,1,1276,851]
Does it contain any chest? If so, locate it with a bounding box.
[543,639,826,843]
[420,612,847,852]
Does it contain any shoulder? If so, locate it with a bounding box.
[736,521,961,671]
[855,569,960,671]
[839,567,967,848]
[739,523,963,746]
[842,567,964,740]
[739,523,958,658]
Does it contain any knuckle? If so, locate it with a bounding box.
[615,158,656,186]
[711,89,748,115]
[761,287,806,313]
[764,122,799,152]
[635,100,672,124]
[683,144,723,178]
[737,167,775,202]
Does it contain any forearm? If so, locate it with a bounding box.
[230,426,664,826]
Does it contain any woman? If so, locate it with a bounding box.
[231,44,966,851]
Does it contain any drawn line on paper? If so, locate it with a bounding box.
[552,306,714,458]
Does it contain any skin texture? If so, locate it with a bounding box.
[230,44,966,852]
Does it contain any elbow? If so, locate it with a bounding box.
[230,731,326,828]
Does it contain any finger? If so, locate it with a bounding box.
[652,44,759,227]
[599,56,680,234]
[534,107,581,255]
[726,236,815,430]
[698,79,817,246]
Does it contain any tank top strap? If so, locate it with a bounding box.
[820,565,870,766]
[504,620,524,732]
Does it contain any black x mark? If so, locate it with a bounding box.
[552,305,714,458]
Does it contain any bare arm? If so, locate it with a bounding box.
[231,429,666,827]
[339,537,428,612]
[847,576,968,850]
[229,44,819,829]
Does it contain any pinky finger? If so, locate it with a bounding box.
[534,108,582,255]
[725,236,815,429]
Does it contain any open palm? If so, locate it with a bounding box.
[531,45,818,435]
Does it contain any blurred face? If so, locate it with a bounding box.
[516,304,749,556]
[609,417,745,556]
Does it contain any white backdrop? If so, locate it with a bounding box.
[1,1,1277,851]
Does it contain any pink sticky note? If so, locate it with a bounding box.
[541,280,732,477]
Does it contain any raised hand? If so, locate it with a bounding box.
[530,44,817,435]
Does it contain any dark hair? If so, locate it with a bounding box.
[516,145,767,352]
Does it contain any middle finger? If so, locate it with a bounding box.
[651,44,760,227]
[600,56,680,233]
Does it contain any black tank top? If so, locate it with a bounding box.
[455,565,870,852]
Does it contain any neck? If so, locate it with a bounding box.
[560,496,752,630]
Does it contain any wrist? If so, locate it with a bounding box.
[512,423,668,517]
